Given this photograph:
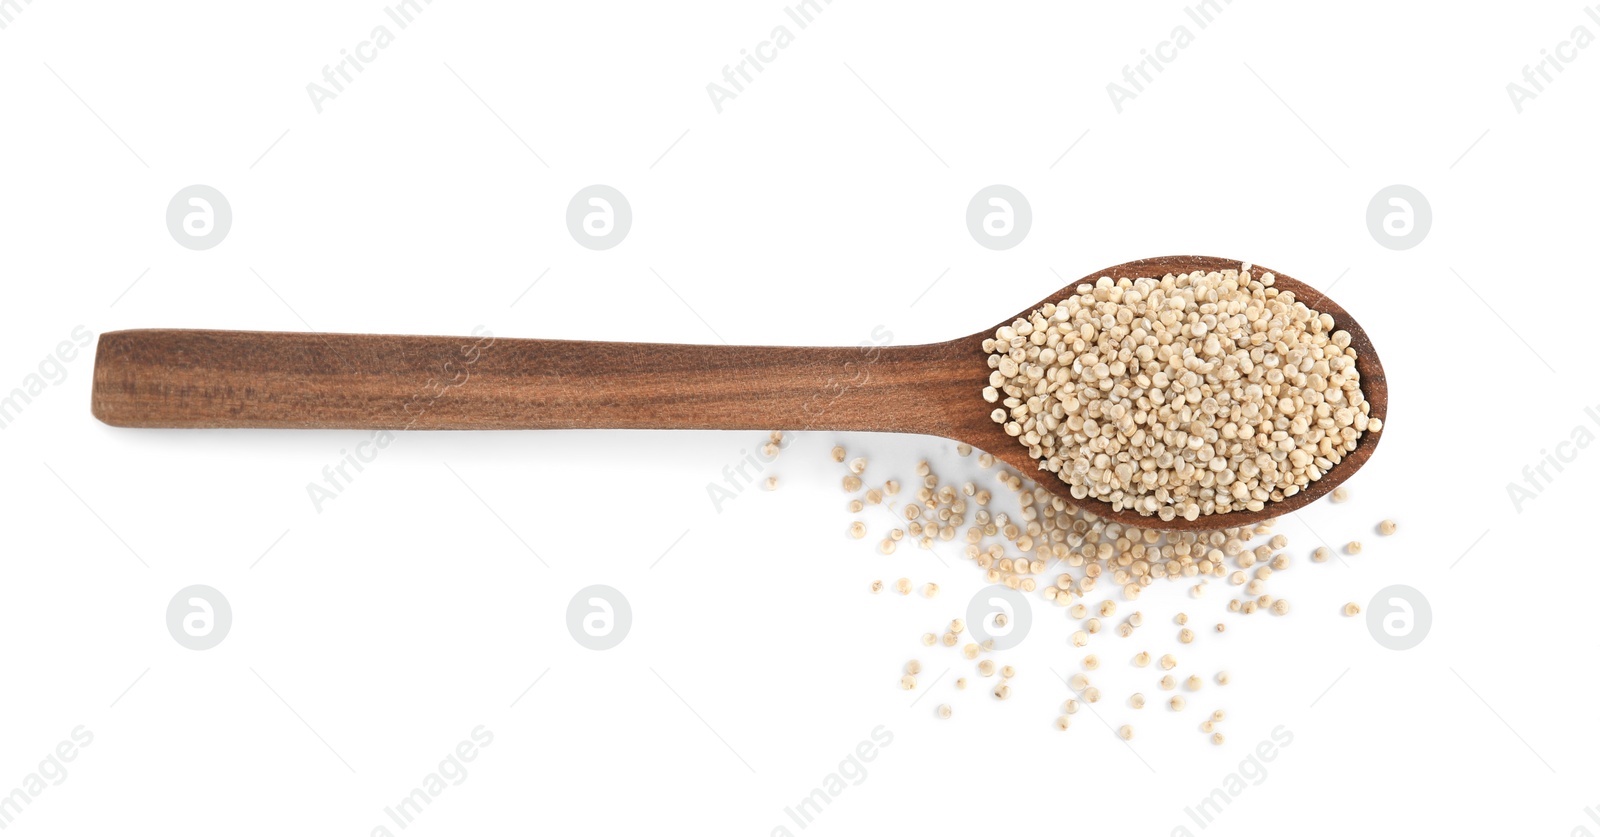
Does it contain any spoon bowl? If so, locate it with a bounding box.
[91,255,1385,530]
[923,255,1387,530]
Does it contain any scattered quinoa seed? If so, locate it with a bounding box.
[1379,519,1398,536]
[938,704,953,719]
[1345,541,1362,555]
[1343,602,1361,616]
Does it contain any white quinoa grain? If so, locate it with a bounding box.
[983,264,1377,519]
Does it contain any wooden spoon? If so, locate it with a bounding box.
[91,255,1386,530]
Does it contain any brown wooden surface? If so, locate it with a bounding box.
[91,255,1386,530]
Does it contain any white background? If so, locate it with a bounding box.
[3,1,1598,834]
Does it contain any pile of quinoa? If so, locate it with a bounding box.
[983,264,1381,521]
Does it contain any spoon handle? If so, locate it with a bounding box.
[91,328,975,435]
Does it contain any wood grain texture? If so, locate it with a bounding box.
[91,255,1386,530]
